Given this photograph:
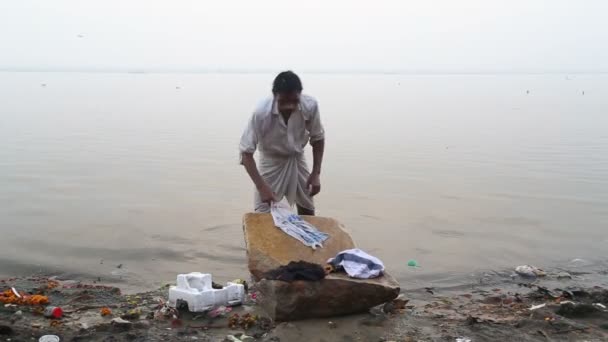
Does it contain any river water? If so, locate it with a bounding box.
[1,72,607,291]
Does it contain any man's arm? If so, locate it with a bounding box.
[241,152,275,203]
[307,139,324,196]
[311,139,324,175]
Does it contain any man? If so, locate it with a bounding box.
[239,71,325,215]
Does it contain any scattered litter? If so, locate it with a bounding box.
[529,303,546,311]
[154,299,178,320]
[11,287,21,298]
[328,321,337,329]
[407,260,419,267]
[43,306,63,319]
[228,313,257,329]
[39,336,60,342]
[456,338,472,342]
[225,336,241,342]
[111,317,131,325]
[14,310,22,316]
[208,306,232,318]
[557,272,572,279]
[593,303,606,309]
[231,279,249,292]
[1,289,49,306]
[168,273,245,312]
[383,295,409,314]
[515,265,546,278]
[559,301,576,305]
[121,308,141,320]
[100,307,112,317]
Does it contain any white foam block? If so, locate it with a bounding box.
[168,272,245,312]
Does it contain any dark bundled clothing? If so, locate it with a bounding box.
[263,261,326,282]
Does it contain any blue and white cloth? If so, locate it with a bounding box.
[270,201,329,249]
[327,249,385,279]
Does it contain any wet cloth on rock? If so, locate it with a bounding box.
[263,261,326,282]
[270,201,329,249]
[327,249,385,279]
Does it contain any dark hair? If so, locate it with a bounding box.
[272,71,303,94]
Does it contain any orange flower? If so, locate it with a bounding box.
[0,289,49,306]
[100,307,112,317]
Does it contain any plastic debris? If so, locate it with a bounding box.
[456,338,472,342]
[111,317,131,325]
[593,303,606,309]
[231,279,249,293]
[208,306,232,318]
[529,303,546,311]
[39,336,60,342]
[557,272,572,279]
[43,306,63,319]
[168,273,245,312]
[407,260,419,267]
[515,265,546,277]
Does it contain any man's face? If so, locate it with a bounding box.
[276,91,301,115]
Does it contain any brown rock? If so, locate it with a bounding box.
[243,213,400,321]
[243,213,355,281]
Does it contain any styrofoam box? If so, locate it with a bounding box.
[168,272,245,312]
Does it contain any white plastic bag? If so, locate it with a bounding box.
[270,201,329,249]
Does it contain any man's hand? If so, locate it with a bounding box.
[259,183,277,204]
[307,172,321,196]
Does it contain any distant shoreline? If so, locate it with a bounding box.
[1,68,607,76]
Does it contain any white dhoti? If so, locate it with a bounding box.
[253,153,314,213]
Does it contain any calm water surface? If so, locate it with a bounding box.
[1,72,607,291]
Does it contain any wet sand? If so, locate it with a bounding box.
[2,262,608,341]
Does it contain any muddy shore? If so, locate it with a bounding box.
[1,265,608,342]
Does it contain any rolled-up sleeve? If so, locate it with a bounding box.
[239,114,258,163]
[308,102,325,143]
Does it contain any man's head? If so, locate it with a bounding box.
[272,71,302,115]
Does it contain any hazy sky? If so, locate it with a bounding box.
[1,0,607,72]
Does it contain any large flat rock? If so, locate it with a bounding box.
[242,213,400,321]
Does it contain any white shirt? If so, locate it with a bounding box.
[239,94,325,159]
